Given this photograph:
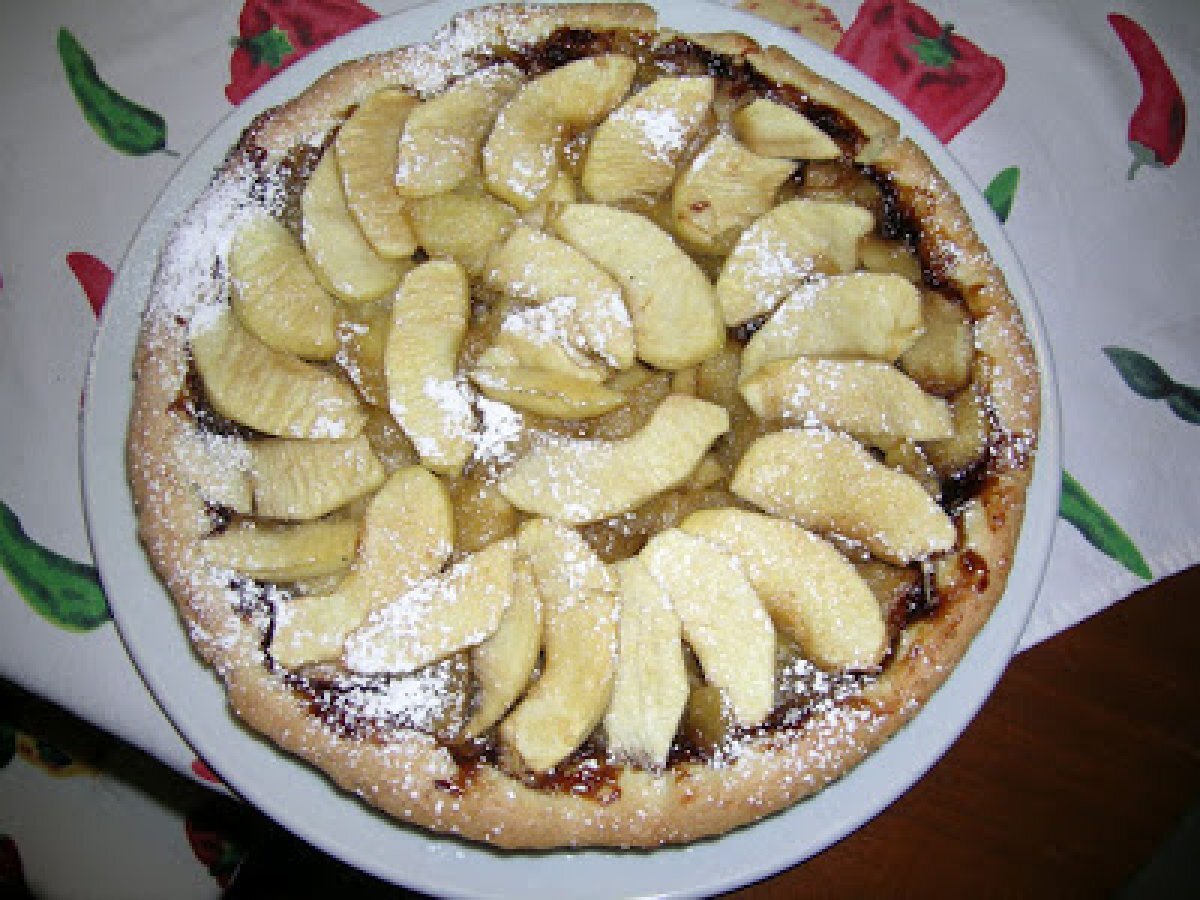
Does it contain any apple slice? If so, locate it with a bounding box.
[923,386,990,479]
[874,436,941,498]
[249,434,386,520]
[171,426,253,514]
[898,290,975,396]
[408,190,516,277]
[498,395,729,523]
[716,199,874,325]
[732,428,955,564]
[739,357,953,441]
[484,54,636,210]
[200,516,361,582]
[335,87,419,258]
[394,65,523,198]
[334,301,392,409]
[301,147,407,302]
[344,538,515,674]
[685,453,725,490]
[553,203,724,370]
[332,465,454,606]
[603,555,689,768]
[385,260,476,476]
[582,76,714,202]
[486,225,634,370]
[732,98,841,160]
[858,234,923,283]
[190,307,365,439]
[271,592,369,669]
[481,307,610,383]
[464,554,543,736]
[640,529,775,727]
[670,133,796,254]
[517,169,581,234]
[469,366,625,419]
[739,273,923,378]
[228,214,339,360]
[680,508,886,670]
[269,465,454,667]
[499,519,618,772]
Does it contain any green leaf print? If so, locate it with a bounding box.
[239,26,294,69]
[1104,346,1200,423]
[0,500,111,631]
[984,166,1020,222]
[1060,471,1151,579]
[911,23,959,69]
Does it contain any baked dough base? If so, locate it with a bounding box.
[127,3,1038,849]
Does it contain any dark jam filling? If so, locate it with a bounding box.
[188,27,1021,796]
[496,26,621,74]
[871,170,923,252]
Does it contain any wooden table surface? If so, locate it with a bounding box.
[727,564,1200,898]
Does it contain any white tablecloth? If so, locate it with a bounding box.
[1,0,1195,895]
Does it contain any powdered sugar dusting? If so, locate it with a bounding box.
[311,663,463,736]
[423,375,475,436]
[472,396,523,465]
[371,7,525,97]
[612,103,691,164]
[148,171,261,331]
[389,374,477,462]
[502,294,581,350]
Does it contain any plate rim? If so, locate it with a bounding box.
[80,1,1062,896]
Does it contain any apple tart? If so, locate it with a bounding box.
[127,2,1039,849]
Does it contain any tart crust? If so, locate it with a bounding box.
[127,3,1038,849]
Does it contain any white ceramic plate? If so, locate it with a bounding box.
[82,2,1060,896]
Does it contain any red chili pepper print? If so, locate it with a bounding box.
[1108,14,1186,179]
[835,0,1004,143]
[191,757,224,785]
[226,0,379,105]
[66,252,113,318]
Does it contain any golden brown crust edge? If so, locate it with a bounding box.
[233,3,659,157]
[125,2,1040,850]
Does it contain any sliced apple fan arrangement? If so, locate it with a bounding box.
[170,40,997,776]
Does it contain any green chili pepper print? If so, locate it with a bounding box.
[1104,346,1200,424]
[1104,346,1173,398]
[0,500,110,631]
[57,27,169,156]
[1059,471,1151,579]
[1166,385,1200,424]
[984,166,1020,222]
